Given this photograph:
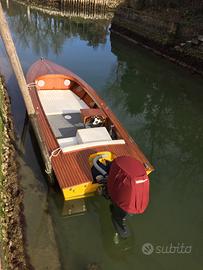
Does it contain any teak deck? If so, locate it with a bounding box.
[26,59,154,201]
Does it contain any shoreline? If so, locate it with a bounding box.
[0,77,32,269]
[110,27,203,76]
[110,5,203,76]
[13,0,114,20]
[13,0,203,75]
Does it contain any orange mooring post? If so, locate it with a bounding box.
[0,2,35,115]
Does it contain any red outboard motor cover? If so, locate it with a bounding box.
[107,156,149,214]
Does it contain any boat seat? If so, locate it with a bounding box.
[38,90,89,115]
[61,139,126,153]
[47,113,84,139]
[76,127,112,144]
[57,137,77,148]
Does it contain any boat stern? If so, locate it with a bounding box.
[62,182,100,201]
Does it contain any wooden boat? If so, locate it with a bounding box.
[26,59,154,201]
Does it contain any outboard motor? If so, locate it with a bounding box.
[107,156,149,238]
[89,153,150,238]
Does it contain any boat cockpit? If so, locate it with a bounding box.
[35,74,125,153]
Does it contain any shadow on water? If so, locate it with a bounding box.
[0,0,203,269]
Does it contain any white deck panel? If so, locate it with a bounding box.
[61,140,125,153]
[76,127,112,144]
[38,90,89,115]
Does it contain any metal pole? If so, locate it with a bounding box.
[0,2,35,115]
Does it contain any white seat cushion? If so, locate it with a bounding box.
[76,127,112,144]
[57,137,77,148]
[38,90,89,115]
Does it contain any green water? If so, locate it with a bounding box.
[0,1,203,269]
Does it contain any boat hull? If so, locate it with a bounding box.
[26,59,154,201]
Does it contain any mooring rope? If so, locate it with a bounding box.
[27,82,36,89]
[49,147,62,160]
[45,147,62,175]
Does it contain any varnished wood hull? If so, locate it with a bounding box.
[26,59,154,200]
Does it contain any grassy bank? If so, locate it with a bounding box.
[0,77,30,269]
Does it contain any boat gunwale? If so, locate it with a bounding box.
[27,59,154,191]
[34,70,154,170]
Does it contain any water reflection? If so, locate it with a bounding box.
[2,0,110,56]
[101,34,203,270]
[108,33,203,176]
[15,0,112,19]
[0,0,203,269]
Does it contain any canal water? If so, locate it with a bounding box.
[0,1,203,269]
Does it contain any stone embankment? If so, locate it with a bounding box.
[111,2,203,74]
[0,77,32,269]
